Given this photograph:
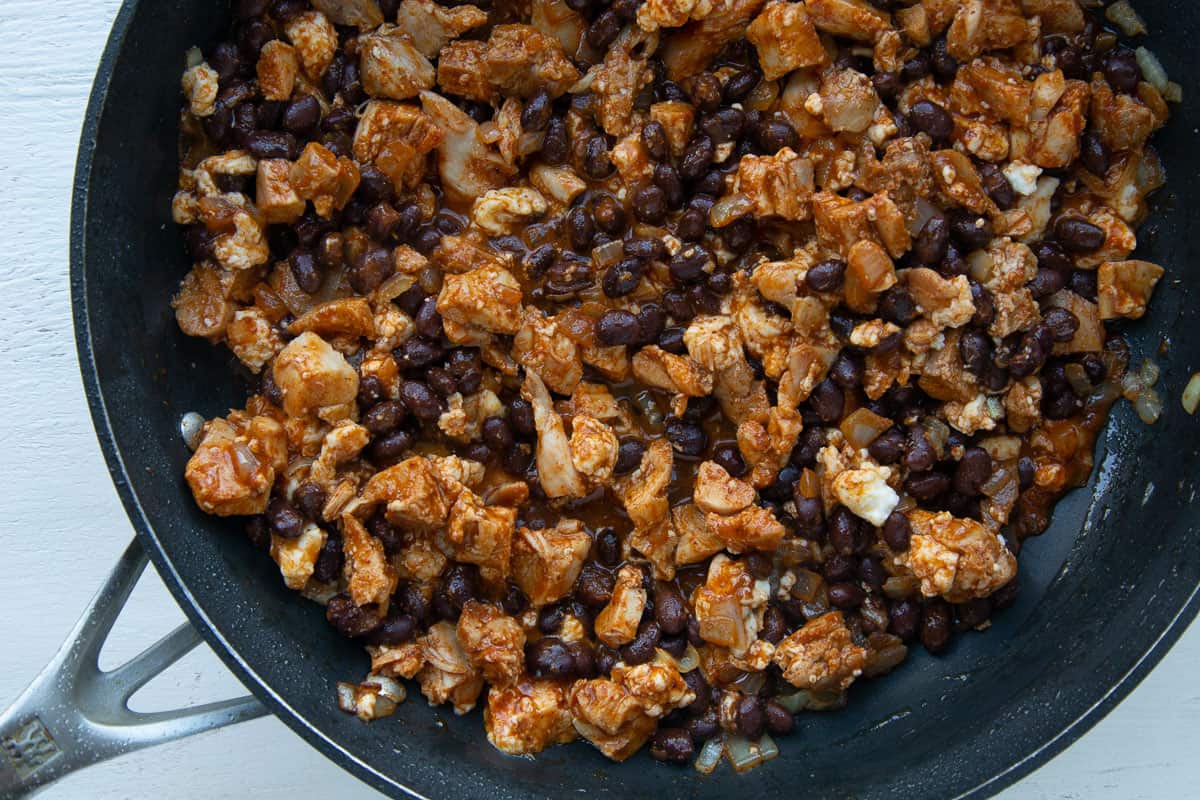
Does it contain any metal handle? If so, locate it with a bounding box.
[0,539,266,798]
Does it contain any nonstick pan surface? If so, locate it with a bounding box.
[71,2,1200,797]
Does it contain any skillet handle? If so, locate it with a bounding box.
[0,538,266,798]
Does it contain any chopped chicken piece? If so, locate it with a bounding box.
[649,102,696,157]
[256,159,305,225]
[369,642,425,679]
[772,610,867,691]
[673,503,725,565]
[437,264,524,335]
[1005,377,1042,433]
[418,621,485,714]
[181,61,219,117]
[341,514,399,610]
[636,0,715,31]
[271,523,327,590]
[586,27,656,137]
[360,27,436,100]
[511,519,593,606]
[226,307,284,372]
[471,186,548,235]
[312,0,385,27]
[804,0,892,42]
[569,414,619,486]
[569,678,657,761]
[895,509,1018,602]
[615,438,674,531]
[832,463,899,526]
[661,0,765,82]
[1098,260,1163,320]
[353,100,445,191]
[289,142,361,218]
[631,346,714,397]
[611,660,696,718]
[396,0,488,58]
[284,11,338,81]
[903,268,975,329]
[693,461,755,515]
[529,163,587,207]
[521,370,588,499]
[746,1,826,80]
[736,405,803,488]
[728,147,815,221]
[257,41,298,101]
[513,310,584,396]
[692,554,769,656]
[595,565,648,647]
[362,456,450,529]
[456,600,526,686]
[185,415,286,516]
[706,505,786,553]
[421,90,518,205]
[484,24,580,98]
[272,332,360,417]
[817,67,882,133]
[485,679,577,754]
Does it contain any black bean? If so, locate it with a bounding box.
[828,506,863,556]
[948,211,993,250]
[441,564,479,613]
[285,249,320,294]
[912,215,949,264]
[903,431,936,472]
[427,367,458,398]
[675,207,708,242]
[527,637,578,678]
[349,246,394,294]
[687,708,722,742]
[582,135,613,179]
[866,429,903,466]
[474,418,510,455]
[399,380,443,420]
[650,327,683,356]
[633,184,668,224]
[293,480,326,521]
[711,442,748,478]
[871,69,901,100]
[978,162,1015,210]
[953,447,993,496]
[907,100,954,143]
[641,120,669,161]
[1103,48,1142,94]
[593,527,623,567]
[1043,307,1079,342]
[282,94,322,136]
[636,303,668,342]
[304,525,340,579]
[829,352,863,389]
[1054,217,1106,253]
[665,418,707,458]
[970,281,995,328]
[542,117,569,164]
[753,115,798,153]
[593,194,625,234]
[723,66,760,102]
[931,37,959,82]
[700,108,746,145]
[1069,269,1098,301]
[245,129,299,160]
[369,429,413,464]
[889,598,921,640]
[586,9,623,49]
[267,497,304,538]
[396,336,442,368]
[271,0,308,21]
[921,600,952,653]
[563,206,594,252]
[621,621,662,664]
[1009,327,1049,378]
[901,51,932,82]
[829,581,865,609]
[601,258,643,298]
[959,330,992,376]
[326,594,381,638]
[805,259,845,292]
[905,471,950,500]
[574,564,613,608]
[764,701,795,735]
[650,728,695,764]
[611,438,647,477]
[368,613,417,646]
[1081,130,1110,176]
[238,17,276,57]
[1028,267,1067,299]
[669,245,713,284]
[881,510,911,551]
[809,378,844,423]
[735,695,766,739]
[679,135,715,180]
[521,89,553,132]
[655,584,688,635]
[858,556,886,591]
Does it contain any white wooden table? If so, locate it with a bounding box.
[0,2,1195,797]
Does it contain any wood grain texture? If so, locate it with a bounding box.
[0,2,1194,798]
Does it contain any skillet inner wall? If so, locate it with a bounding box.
[77,2,1200,798]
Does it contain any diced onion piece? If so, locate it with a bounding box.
[921,417,951,456]
[677,644,701,673]
[725,734,780,773]
[186,46,204,68]
[336,682,359,714]
[1164,82,1183,103]
[695,737,724,774]
[180,412,206,451]
[1135,47,1170,93]
[1106,0,1147,36]
[591,238,625,268]
[366,674,407,702]
[1182,372,1200,414]
[374,272,416,304]
[840,406,893,449]
[1134,386,1163,424]
[1139,359,1161,387]
[709,194,752,228]
[1064,363,1094,397]
[883,575,919,599]
[775,690,810,714]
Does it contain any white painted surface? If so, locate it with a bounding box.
[0,2,1195,798]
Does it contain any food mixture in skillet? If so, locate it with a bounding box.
[173,0,1175,771]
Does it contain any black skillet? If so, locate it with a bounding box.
[45,0,1200,797]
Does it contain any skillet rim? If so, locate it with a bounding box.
[67,2,1200,798]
